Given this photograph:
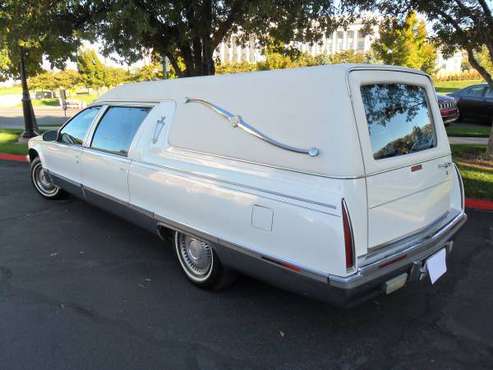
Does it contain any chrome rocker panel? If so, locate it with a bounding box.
[48,169,467,307]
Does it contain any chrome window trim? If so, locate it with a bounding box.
[56,105,105,147]
[359,82,438,161]
[87,105,152,158]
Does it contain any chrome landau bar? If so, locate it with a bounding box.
[184,97,320,157]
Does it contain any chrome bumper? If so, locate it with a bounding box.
[328,211,468,291]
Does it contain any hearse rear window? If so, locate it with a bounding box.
[361,83,436,160]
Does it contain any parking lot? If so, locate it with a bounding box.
[1,160,493,370]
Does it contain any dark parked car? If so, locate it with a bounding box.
[437,94,460,125]
[448,83,493,124]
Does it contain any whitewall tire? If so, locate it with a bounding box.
[174,231,237,289]
[30,157,63,200]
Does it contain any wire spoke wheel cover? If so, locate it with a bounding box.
[176,233,214,282]
[32,161,59,197]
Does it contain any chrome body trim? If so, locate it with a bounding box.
[329,211,467,290]
[183,97,320,157]
[169,146,359,179]
[48,170,467,306]
[133,160,337,212]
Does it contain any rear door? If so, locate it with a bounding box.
[81,105,151,203]
[349,70,453,249]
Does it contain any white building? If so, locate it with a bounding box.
[214,22,463,76]
[215,22,375,64]
[435,50,464,76]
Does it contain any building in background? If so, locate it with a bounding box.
[435,50,464,77]
[215,21,375,64]
[0,21,467,88]
[214,21,463,76]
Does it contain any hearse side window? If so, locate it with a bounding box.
[361,83,436,160]
[59,107,101,145]
[90,106,151,156]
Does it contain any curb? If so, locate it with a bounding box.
[1,152,493,211]
[0,153,28,162]
[465,198,493,211]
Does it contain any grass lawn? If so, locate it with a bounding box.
[73,94,98,105]
[0,85,21,96]
[451,144,493,201]
[0,129,28,155]
[434,79,483,94]
[13,95,97,108]
[446,122,491,138]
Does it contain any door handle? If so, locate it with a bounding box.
[438,162,452,169]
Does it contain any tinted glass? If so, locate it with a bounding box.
[485,88,493,98]
[464,85,486,97]
[59,107,100,145]
[361,83,436,160]
[91,106,150,156]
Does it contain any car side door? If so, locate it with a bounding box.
[456,85,487,120]
[80,105,152,204]
[483,88,493,123]
[42,106,102,195]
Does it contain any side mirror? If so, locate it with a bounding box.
[42,130,58,142]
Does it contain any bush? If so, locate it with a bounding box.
[433,70,482,81]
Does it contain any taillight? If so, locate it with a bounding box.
[342,199,355,270]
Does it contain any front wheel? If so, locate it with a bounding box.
[174,231,237,290]
[30,157,64,199]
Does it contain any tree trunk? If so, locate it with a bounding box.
[486,125,493,159]
[19,48,39,140]
[466,48,493,158]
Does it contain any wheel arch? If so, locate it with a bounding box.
[28,148,39,162]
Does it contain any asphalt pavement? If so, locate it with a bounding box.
[1,160,492,370]
[0,107,77,129]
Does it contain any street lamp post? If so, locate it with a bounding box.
[19,48,39,140]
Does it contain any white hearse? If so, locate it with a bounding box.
[28,64,467,306]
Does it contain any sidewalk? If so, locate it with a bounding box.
[449,136,489,145]
[0,107,78,129]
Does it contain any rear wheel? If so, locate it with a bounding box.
[30,157,63,199]
[174,231,237,289]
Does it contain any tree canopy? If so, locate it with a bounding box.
[78,0,357,77]
[372,11,436,74]
[365,0,493,156]
[0,0,82,80]
[77,49,106,90]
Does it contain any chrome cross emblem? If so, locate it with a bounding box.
[152,115,166,144]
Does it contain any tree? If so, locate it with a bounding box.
[29,70,81,92]
[367,1,493,157]
[329,50,368,64]
[372,11,437,75]
[103,66,130,87]
[77,49,106,90]
[130,63,165,81]
[77,0,357,78]
[0,1,83,138]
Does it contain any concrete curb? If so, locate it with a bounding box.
[0,153,28,162]
[465,198,493,211]
[1,152,493,211]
